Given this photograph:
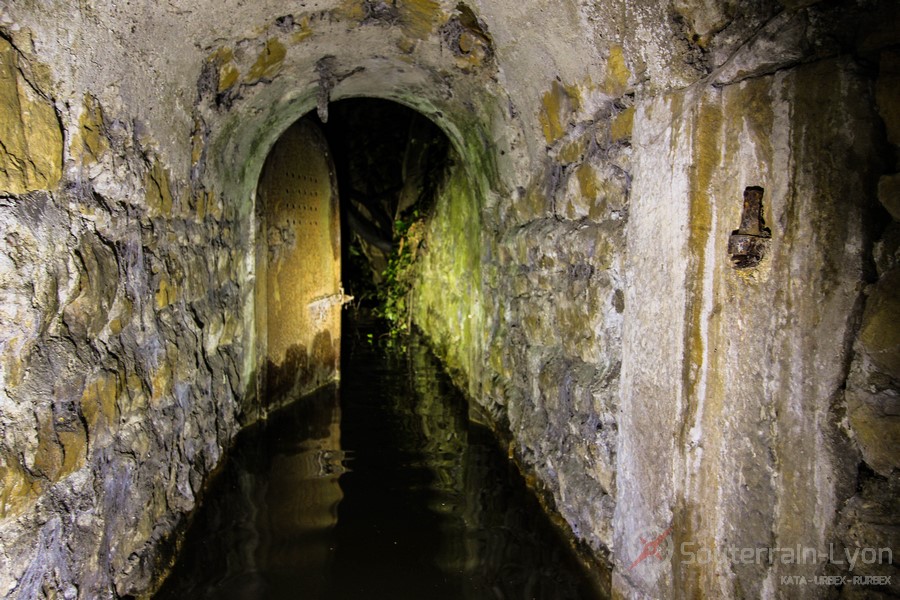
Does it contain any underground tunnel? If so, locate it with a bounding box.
[0,1,899,598]
[150,97,606,598]
[254,99,454,404]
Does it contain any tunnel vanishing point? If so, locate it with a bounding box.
[0,0,899,598]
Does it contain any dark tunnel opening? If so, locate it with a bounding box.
[316,98,452,313]
[152,99,605,600]
[253,98,453,402]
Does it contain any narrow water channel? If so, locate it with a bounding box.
[155,321,604,599]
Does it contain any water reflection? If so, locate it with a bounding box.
[155,325,604,599]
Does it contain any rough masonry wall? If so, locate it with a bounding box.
[0,1,513,597]
[414,1,899,598]
[0,33,246,597]
[837,33,900,600]
[0,0,898,598]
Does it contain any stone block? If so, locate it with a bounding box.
[0,38,62,195]
[859,269,900,379]
[847,387,900,476]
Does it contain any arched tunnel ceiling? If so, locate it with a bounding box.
[3,0,612,208]
[193,6,519,216]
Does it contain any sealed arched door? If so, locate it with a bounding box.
[256,117,342,402]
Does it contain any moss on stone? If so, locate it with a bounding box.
[411,159,484,396]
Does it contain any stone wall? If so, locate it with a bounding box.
[617,57,884,598]
[0,0,897,598]
[0,32,246,596]
[412,1,900,598]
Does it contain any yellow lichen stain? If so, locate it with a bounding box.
[207,190,223,220]
[220,314,239,347]
[108,296,133,337]
[396,36,417,54]
[557,137,588,165]
[155,278,177,308]
[610,105,635,142]
[685,98,722,400]
[191,127,204,170]
[604,45,630,97]
[121,373,149,416]
[34,414,64,481]
[334,0,367,22]
[218,57,238,93]
[292,15,314,43]
[203,47,239,93]
[399,0,442,40]
[150,362,172,408]
[451,30,493,71]
[576,162,599,202]
[538,80,581,145]
[58,426,87,478]
[78,94,108,163]
[0,454,39,519]
[4,338,26,388]
[736,78,774,158]
[246,38,287,83]
[190,187,210,221]
[81,372,121,437]
[676,94,724,597]
[144,162,173,215]
[145,160,174,215]
[0,36,63,194]
[218,62,239,92]
[108,317,123,335]
[515,181,551,222]
[192,189,219,222]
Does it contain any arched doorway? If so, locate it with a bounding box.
[253,100,452,405]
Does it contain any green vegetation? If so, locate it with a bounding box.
[374,209,427,338]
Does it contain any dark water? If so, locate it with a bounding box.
[155,323,605,599]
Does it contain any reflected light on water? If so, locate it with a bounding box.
[155,322,605,599]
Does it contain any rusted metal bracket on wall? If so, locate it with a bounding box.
[728,186,771,269]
